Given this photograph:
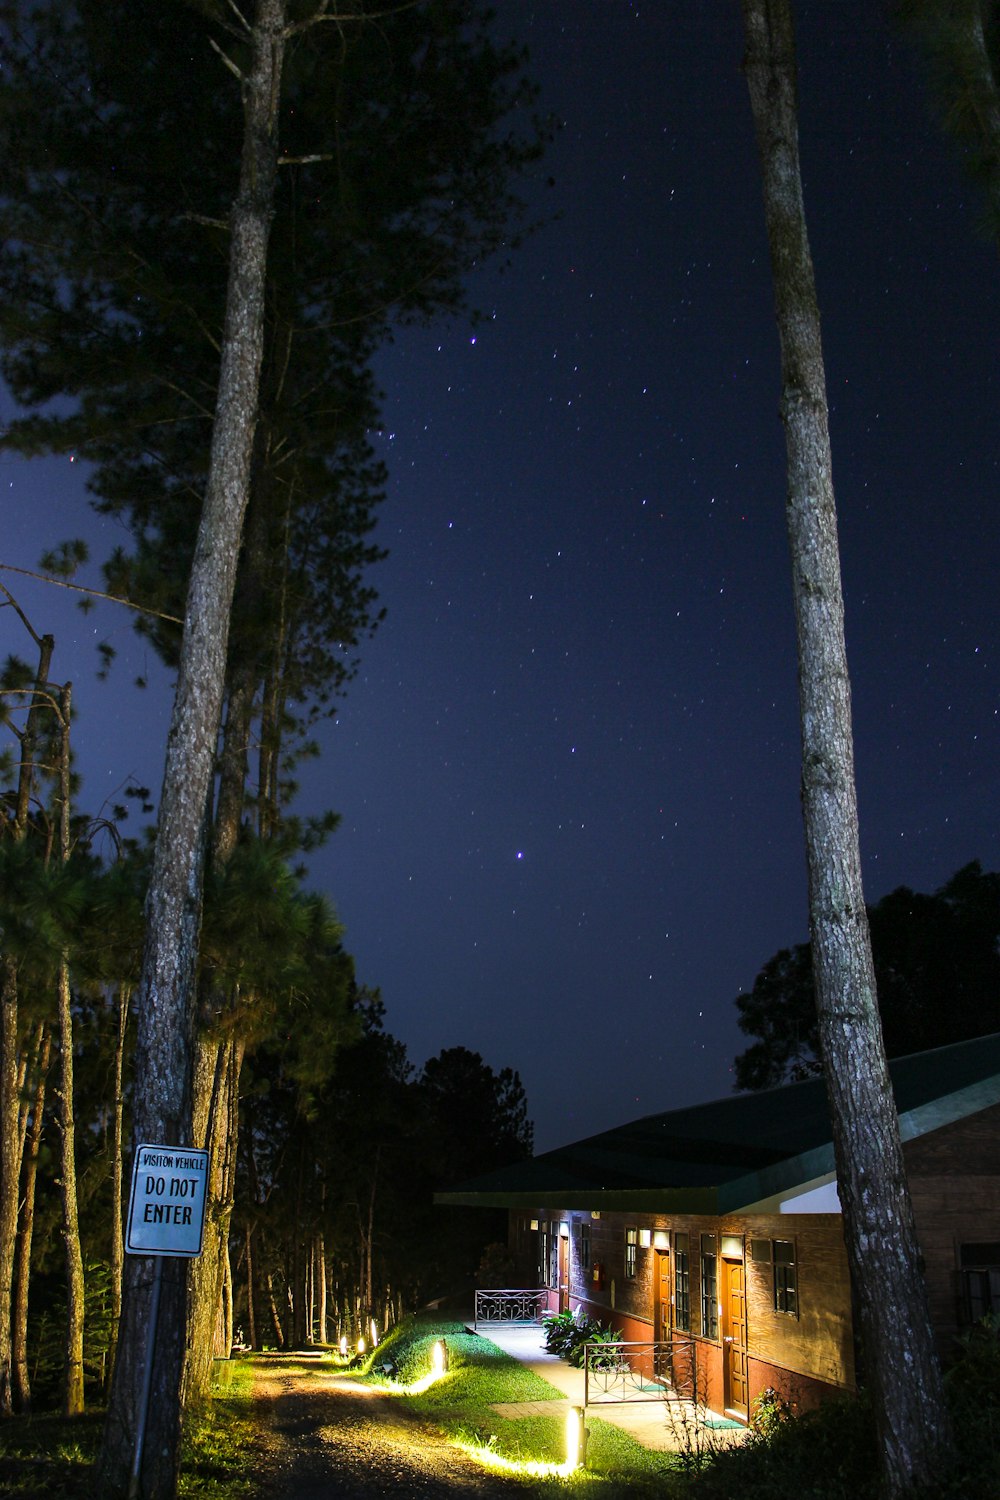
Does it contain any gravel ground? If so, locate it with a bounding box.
[251,1367,521,1499]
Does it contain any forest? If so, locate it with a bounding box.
[0,0,545,1455]
[1,2,998,1499]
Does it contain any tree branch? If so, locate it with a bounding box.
[0,564,182,625]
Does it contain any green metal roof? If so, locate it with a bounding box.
[436,1032,1000,1215]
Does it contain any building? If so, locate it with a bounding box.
[438,1033,1000,1422]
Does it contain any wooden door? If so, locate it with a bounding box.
[723,1258,748,1417]
[655,1251,671,1341]
[654,1251,672,1383]
[558,1233,570,1312]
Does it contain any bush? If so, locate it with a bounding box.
[541,1308,622,1367]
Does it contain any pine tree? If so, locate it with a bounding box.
[740,0,954,1490]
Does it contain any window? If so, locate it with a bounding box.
[774,1239,798,1316]
[751,1238,800,1316]
[579,1221,591,1274]
[549,1226,561,1289]
[960,1244,1000,1324]
[539,1223,550,1287]
[700,1234,718,1338]
[625,1226,638,1279]
[674,1232,691,1331]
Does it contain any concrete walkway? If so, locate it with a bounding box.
[466,1323,746,1454]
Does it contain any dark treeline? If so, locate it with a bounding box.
[0,0,547,1440]
[733,861,1000,1090]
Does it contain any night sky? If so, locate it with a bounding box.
[2,3,998,1152]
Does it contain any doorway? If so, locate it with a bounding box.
[654,1249,672,1384]
[558,1231,570,1312]
[722,1256,748,1417]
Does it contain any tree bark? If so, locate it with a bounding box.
[186,1035,243,1396]
[56,682,86,1417]
[244,1223,257,1350]
[317,1233,327,1346]
[740,2,954,1492]
[97,3,287,1493]
[108,985,130,1393]
[11,1023,51,1411]
[0,627,54,1417]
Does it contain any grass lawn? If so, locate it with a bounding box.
[352,1314,685,1492]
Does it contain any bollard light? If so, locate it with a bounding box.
[357,1336,366,1356]
[339,1335,348,1358]
[370,1318,379,1347]
[431,1338,448,1377]
[565,1405,587,1470]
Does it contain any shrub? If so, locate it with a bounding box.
[541,1308,622,1367]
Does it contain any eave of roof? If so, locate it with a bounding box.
[436,1032,1000,1215]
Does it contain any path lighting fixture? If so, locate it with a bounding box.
[370,1318,379,1347]
[339,1335,348,1358]
[565,1406,587,1470]
[431,1339,449,1377]
[357,1336,366,1356]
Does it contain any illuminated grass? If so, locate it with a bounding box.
[361,1314,681,1491]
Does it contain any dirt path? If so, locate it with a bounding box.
[250,1365,518,1499]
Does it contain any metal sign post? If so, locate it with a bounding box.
[125,1144,210,1499]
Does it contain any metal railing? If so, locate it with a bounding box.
[582,1337,698,1410]
[473,1287,550,1328]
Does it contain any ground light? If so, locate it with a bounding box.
[565,1406,587,1470]
[339,1336,348,1358]
[455,1400,588,1481]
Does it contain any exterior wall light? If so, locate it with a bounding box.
[560,1222,570,1239]
[653,1230,669,1250]
[529,1218,539,1231]
[639,1228,652,1249]
[565,1405,588,1469]
[721,1234,744,1259]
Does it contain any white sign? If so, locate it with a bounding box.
[126,1143,209,1258]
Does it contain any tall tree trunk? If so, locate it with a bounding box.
[56,957,86,1416]
[186,1036,243,1397]
[12,1023,52,1412]
[0,960,20,1418]
[97,4,287,1493]
[317,1233,327,1346]
[108,986,130,1392]
[265,1272,283,1348]
[740,3,954,1492]
[55,682,86,1417]
[0,624,54,1417]
[221,1243,233,1358]
[244,1223,257,1350]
